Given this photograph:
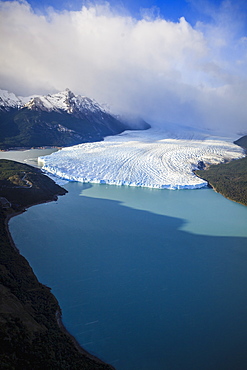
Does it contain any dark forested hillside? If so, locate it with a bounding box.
[0,108,129,149]
[195,156,247,206]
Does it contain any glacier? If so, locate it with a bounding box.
[39,128,245,190]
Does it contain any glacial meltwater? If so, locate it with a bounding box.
[9,181,247,370]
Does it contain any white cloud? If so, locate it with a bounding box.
[0,0,246,134]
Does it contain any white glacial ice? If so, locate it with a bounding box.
[39,128,245,190]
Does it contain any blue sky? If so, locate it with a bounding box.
[27,0,192,20]
[4,0,246,26]
[1,0,247,133]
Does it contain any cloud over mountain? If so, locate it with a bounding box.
[0,0,246,134]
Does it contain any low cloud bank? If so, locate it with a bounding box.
[0,1,247,134]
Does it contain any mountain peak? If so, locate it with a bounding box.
[57,88,75,101]
[21,89,98,114]
[0,87,132,150]
[0,89,24,111]
[0,87,149,150]
[0,88,107,116]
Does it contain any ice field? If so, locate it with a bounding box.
[39,128,244,189]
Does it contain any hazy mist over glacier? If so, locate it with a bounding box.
[0,0,247,134]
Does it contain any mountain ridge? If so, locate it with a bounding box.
[0,88,109,114]
[0,88,150,150]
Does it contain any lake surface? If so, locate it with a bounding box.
[9,180,247,370]
[0,148,58,166]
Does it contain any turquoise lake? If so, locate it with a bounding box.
[9,179,247,370]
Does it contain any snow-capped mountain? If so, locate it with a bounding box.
[0,88,109,115]
[23,88,111,116]
[0,89,24,111]
[0,88,149,149]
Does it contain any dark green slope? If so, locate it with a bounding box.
[0,107,131,149]
[0,159,114,369]
[195,154,247,206]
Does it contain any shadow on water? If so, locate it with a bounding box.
[10,182,247,370]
